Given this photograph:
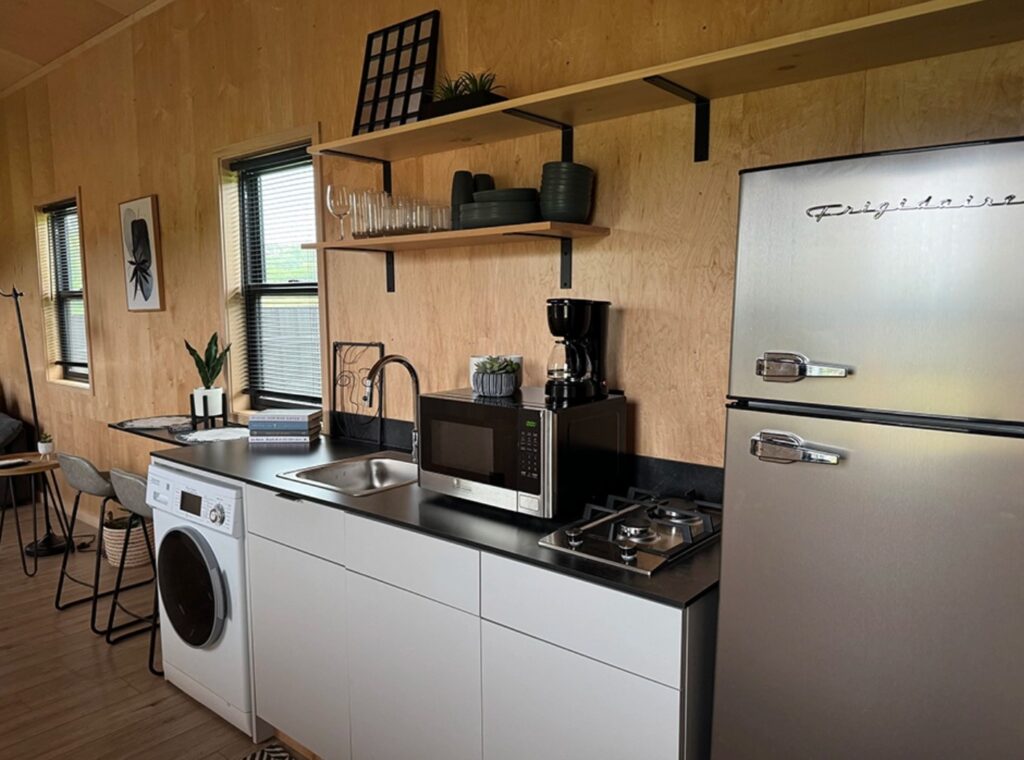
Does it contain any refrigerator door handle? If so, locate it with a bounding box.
[750,431,841,465]
[756,352,851,382]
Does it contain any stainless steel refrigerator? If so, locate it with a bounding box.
[712,139,1024,759]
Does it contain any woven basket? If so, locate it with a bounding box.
[104,520,154,569]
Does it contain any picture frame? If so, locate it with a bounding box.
[119,195,164,312]
[352,10,441,135]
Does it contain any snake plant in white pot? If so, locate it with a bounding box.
[185,333,231,417]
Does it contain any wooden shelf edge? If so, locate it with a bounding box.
[302,221,610,252]
[308,0,1021,160]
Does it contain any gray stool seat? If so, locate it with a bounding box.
[110,470,152,521]
[58,454,115,499]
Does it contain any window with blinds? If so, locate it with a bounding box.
[44,201,89,382]
[231,146,321,408]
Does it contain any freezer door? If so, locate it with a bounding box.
[712,407,1024,760]
[729,139,1024,422]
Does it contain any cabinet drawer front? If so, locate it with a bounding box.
[348,572,482,760]
[482,622,680,760]
[245,485,346,565]
[345,513,479,614]
[249,534,350,760]
[481,553,682,687]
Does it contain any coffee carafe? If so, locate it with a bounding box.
[545,298,610,403]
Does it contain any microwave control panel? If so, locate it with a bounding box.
[516,410,543,496]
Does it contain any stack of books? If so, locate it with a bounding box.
[248,409,323,445]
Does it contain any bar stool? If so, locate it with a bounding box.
[54,454,153,634]
[109,469,162,676]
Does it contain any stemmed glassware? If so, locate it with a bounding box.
[326,184,352,240]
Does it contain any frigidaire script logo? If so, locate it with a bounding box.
[806,194,1023,222]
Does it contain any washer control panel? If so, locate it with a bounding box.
[146,463,242,537]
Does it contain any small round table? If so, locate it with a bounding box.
[0,452,69,577]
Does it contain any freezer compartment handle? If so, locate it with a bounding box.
[756,352,850,382]
[750,431,841,465]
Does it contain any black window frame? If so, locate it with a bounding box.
[231,145,321,410]
[44,200,89,382]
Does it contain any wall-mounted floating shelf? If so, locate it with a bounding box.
[310,0,1024,165]
[304,222,608,290]
[311,0,1023,292]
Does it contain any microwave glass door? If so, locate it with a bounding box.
[419,397,520,487]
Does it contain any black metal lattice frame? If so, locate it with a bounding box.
[352,10,441,136]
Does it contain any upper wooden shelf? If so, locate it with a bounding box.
[309,0,1024,162]
[302,221,608,253]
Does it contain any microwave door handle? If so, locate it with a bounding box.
[750,431,841,465]
[756,352,851,382]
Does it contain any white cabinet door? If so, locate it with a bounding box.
[347,571,482,760]
[248,534,350,760]
[482,621,680,760]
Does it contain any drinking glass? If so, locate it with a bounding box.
[326,184,352,240]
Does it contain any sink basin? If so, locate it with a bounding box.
[278,452,417,497]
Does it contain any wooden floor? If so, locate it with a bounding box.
[0,504,269,759]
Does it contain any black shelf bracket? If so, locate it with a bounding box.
[503,109,576,288]
[319,150,396,292]
[643,75,710,162]
[509,232,575,289]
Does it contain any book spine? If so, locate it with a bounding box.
[248,436,315,444]
[250,414,322,424]
[249,421,322,432]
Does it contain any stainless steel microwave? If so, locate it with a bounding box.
[418,387,627,519]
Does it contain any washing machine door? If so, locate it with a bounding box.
[157,526,226,649]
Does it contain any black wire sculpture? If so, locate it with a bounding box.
[332,341,385,445]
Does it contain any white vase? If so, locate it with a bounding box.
[192,387,225,417]
[37,441,54,455]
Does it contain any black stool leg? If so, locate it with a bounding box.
[54,492,82,610]
[89,499,109,635]
[148,557,163,677]
[105,516,159,645]
[105,515,134,644]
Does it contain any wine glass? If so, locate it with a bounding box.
[326,184,352,240]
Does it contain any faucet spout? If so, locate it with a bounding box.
[364,354,420,464]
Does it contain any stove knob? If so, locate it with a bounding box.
[209,506,225,525]
[565,527,584,548]
[617,541,638,562]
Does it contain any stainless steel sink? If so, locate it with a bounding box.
[278,452,417,497]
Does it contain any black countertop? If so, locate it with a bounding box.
[151,437,720,610]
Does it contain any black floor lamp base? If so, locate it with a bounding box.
[25,531,67,557]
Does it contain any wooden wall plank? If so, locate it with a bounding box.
[0,0,1022,480]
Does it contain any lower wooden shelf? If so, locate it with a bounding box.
[301,221,609,253]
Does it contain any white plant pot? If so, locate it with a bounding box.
[37,441,54,455]
[192,387,225,417]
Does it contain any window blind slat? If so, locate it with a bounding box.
[48,204,89,381]
[238,151,320,407]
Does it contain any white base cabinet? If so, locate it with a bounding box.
[347,571,482,760]
[482,621,681,760]
[247,532,350,760]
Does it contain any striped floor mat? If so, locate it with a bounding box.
[242,744,296,760]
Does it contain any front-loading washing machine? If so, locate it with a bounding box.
[147,460,270,740]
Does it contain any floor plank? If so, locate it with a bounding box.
[0,504,271,759]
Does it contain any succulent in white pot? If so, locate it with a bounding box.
[471,356,522,397]
[37,431,54,456]
[185,333,231,417]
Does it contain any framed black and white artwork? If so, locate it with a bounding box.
[119,195,164,311]
[352,10,440,135]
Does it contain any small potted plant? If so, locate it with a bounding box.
[472,355,522,398]
[102,507,153,569]
[421,71,507,120]
[185,333,231,417]
[37,431,54,456]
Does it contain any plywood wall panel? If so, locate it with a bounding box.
[1,0,1022,484]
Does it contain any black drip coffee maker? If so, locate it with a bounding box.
[545,298,610,404]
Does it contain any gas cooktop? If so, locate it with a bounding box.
[539,488,722,576]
